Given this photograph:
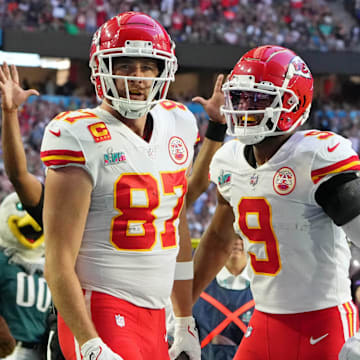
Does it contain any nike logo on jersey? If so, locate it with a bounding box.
[327,142,340,152]
[49,129,61,137]
[310,333,329,345]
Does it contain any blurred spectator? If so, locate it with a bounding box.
[161,0,174,15]
[193,237,254,360]
[0,0,359,51]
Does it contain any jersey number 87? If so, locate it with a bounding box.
[110,169,187,251]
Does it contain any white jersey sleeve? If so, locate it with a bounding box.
[40,109,102,186]
[209,139,239,203]
[309,131,360,187]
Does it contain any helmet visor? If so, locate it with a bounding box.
[225,90,276,126]
[229,90,275,111]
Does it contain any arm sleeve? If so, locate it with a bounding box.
[22,183,44,228]
[40,119,96,186]
[310,133,360,188]
[315,172,360,226]
[209,141,236,204]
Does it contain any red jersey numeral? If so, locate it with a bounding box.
[238,198,281,276]
[54,110,98,124]
[110,170,187,251]
[160,170,187,248]
[305,130,334,140]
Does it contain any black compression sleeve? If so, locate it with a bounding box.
[23,184,44,228]
[315,172,360,226]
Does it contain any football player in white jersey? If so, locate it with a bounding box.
[38,12,200,360]
[192,45,360,360]
[0,39,228,360]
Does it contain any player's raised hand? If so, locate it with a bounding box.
[0,62,39,112]
[192,74,226,124]
[339,333,360,360]
[81,337,124,360]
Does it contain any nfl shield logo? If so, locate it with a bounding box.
[250,173,258,187]
[115,314,125,328]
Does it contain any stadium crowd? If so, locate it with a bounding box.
[1,5,360,359]
[0,0,360,51]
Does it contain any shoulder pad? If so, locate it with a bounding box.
[301,130,360,184]
[52,109,99,125]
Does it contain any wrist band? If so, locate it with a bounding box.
[174,261,194,280]
[174,316,195,326]
[205,120,227,142]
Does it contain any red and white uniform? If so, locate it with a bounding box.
[41,101,198,310]
[210,130,360,359]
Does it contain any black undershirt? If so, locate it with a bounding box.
[142,113,153,143]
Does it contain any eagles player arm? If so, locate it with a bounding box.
[43,167,98,346]
[315,172,360,246]
[193,189,237,302]
[0,63,43,211]
[187,74,227,207]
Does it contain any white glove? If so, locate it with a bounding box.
[169,316,201,360]
[81,337,124,360]
[339,332,360,360]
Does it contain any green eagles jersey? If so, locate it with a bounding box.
[0,251,51,342]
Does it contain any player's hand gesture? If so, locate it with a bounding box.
[339,332,360,360]
[192,74,226,124]
[0,62,39,113]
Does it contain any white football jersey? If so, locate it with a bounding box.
[41,101,198,308]
[210,130,360,314]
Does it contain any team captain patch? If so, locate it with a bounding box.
[273,167,296,195]
[168,136,188,165]
[88,122,111,143]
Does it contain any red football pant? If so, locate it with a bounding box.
[58,290,169,360]
[235,302,358,360]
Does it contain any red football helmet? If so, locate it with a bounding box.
[89,12,177,119]
[221,45,314,144]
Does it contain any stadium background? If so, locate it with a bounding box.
[0,0,360,240]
